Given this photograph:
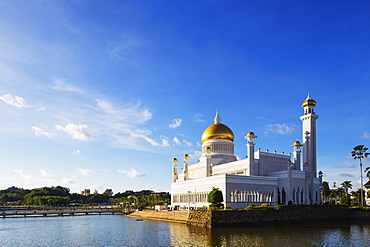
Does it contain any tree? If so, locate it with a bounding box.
[103,189,113,197]
[341,180,353,194]
[352,145,370,207]
[329,188,343,204]
[321,181,331,203]
[208,187,223,208]
[340,194,351,206]
[351,188,365,206]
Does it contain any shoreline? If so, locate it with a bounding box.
[127,206,370,228]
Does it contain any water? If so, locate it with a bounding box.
[1,215,370,246]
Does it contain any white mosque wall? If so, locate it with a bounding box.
[212,159,248,176]
[256,151,290,176]
[171,175,227,209]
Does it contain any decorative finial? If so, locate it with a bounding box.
[214,108,221,123]
[306,92,311,100]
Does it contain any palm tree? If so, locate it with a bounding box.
[329,188,342,204]
[352,145,370,207]
[351,188,365,206]
[341,180,353,194]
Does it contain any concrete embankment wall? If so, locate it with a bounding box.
[130,207,370,228]
[210,207,366,227]
[129,210,189,223]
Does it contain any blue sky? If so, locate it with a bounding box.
[0,1,369,193]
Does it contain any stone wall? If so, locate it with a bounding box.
[210,207,370,227]
[131,207,370,228]
[187,210,212,227]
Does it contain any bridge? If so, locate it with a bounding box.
[1,207,135,218]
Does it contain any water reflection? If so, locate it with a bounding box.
[169,221,370,246]
[1,215,370,246]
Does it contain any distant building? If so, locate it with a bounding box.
[81,189,91,195]
[171,95,323,209]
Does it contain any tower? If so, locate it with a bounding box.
[245,132,257,175]
[300,94,318,176]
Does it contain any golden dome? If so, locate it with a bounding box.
[247,132,255,137]
[201,123,234,143]
[301,94,316,108]
[291,141,302,147]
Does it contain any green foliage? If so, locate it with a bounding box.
[340,194,351,206]
[321,181,331,203]
[352,145,370,160]
[26,196,70,206]
[341,180,353,194]
[103,189,114,197]
[207,187,223,205]
[0,186,170,207]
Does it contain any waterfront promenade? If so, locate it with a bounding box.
[1,206,133,218]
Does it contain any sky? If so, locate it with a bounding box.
[0,0,370,194]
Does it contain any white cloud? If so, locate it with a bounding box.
[56,123,89,141]
[37,106,46,112]
[73,149,81,155]
[95,99,152,123]
[52,78,83,94]
[265,124,295,135]
[195,114,205,122]
[31,126,53,138]
[169,118,182,128]
[118,168,145,178]
[0,94,28,108]
[363,132,370,139]
[183,139,193,147]
[62,177,76,183]
[336,161,357,168]
[40,170,52,177]
[13,169,32,180]
[192,151,202,160]
[340,173,355,177]
[173,137,181,145]
[76,168,92,176]
[131,133,170,148]
[107,33,141,61]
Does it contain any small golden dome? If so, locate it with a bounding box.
[247,132,255,137]
[201,123,234,143]
[301,98,316,108]
[292,141,301,146]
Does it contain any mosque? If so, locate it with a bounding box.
[170,95,323,209]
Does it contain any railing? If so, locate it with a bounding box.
[0,206,135,218]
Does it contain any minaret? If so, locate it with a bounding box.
[245,132,257,175]
[300,94,318,176]
[291,141,302,170]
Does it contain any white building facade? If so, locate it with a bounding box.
[170,95,323,209]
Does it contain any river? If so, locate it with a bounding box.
[1,214,369,246]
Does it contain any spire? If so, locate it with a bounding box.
[214,108,221,123]
[306,92,311,100]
